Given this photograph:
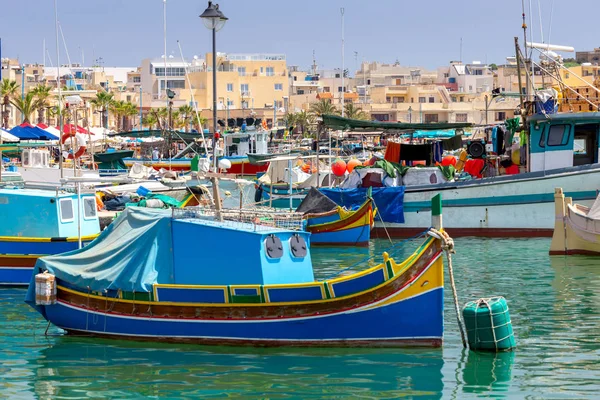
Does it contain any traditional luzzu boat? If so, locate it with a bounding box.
[0,187,100,285]
[550,187,600,255]
[27,195,448,347]
[297,188,375,246]
[322,112,600,237]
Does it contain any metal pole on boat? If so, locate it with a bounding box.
[77,181,82,249]
[85,101,94,170]
[54,0,64,179]
[72,108,77,177]
[288,158,293,211]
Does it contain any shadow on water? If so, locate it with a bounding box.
[30,337,445,398]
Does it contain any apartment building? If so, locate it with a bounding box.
[576,48,600,65]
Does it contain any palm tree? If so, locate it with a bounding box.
[90,92,114,130]
[344,103,369,120]
[309,99,340,118]
[192,115,208,133]
[148,107,168,131]
[178,104,194,132]
[109,100,129,131]
[31,85,53,124]
[0,79,19,128]
[295,110,315,137]
[10,91,41,124]
[142,114,158,130]
[121,102,139,131]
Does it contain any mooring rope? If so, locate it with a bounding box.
[428,228,468,349]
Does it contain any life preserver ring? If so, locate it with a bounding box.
[261,119,268,130]
[61,132,87,159]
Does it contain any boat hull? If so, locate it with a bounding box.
[0,238,96,286]
[35,237,444,347]
[375,164,600,237]
[123,156,269,175]
[306,200,374,246]
[550,188,600,255]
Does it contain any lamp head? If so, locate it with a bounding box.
[200,1,228,31]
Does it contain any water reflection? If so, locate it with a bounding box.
[33,338,445,398]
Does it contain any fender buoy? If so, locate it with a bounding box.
[61,132,87,159]
[254,185,264,203]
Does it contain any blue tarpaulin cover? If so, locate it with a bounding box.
[319,187,405,223]
[9,125,59,140]
[26,208,175,310]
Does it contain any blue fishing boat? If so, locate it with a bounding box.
[0,188,100,285]
[27,195,448,347]
[297,188,375,246]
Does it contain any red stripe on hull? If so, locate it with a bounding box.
[0,257,37,267]
[311,241,369,247]
[373,227,553,238]
[225,162,269,175]
[63,329,442,348]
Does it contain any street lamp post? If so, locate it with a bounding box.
[408,106,412,123]
[166,88,176,165]
[200,1,228,171]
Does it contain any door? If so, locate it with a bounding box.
[573,124,599,166]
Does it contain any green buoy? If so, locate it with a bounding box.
[463,296,516,351]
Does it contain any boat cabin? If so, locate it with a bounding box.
[171,217,314,286]
[22,148,51,169]
[0,188,100,238]
[224,130,268,157]
[529,112,600,172]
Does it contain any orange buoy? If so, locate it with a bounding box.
[346,158,361,173]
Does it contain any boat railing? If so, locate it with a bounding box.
[172,206,305,231]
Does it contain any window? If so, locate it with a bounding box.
[372,114,390,122]
[323,87,330,92]
[133,76,141,83]
[293,76,297,81]
[469,85,473,91]
[424,114,439,123]
[238,67,246,76]
[275,100,283,108]
[274,83,283,91]
[227,83,233,92]
[241,100,248,109]
[429,97,435,103]
[154,67,185,77]
[227,99,234,107]
[83,197,97,219]
[398,97,405,103]
[240,83,249,93]
[59,198,74,222]
[460,96,464,102]
[266,67,274,76]
[495,112,506,121]
[419,97,426,103]
[160,80,185,90]
[297,89,305,95]
[456,113,468,122]
[574,138,586,154]
[386,97,392,103]
[367,79,371,85]
[260,67,264,74]
[547,124,570,146]
[335,73,341,78]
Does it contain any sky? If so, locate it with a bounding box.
[1,0,598,73]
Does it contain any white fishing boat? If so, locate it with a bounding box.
[550,187,600,255]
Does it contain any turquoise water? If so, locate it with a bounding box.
[1,237,600,398]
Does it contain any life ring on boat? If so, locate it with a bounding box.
[61,132,87,159]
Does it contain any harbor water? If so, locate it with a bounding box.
[1,237,599,398]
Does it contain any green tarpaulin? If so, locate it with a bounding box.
[321,114,473,131]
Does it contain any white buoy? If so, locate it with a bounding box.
[218,159,232,170]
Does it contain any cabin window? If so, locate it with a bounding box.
[264,235,283,259]
[83,197,97,219]
[59,198,74,222]
[547,125,570,147]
